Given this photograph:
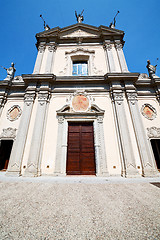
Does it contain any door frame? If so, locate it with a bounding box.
[54,108,109,177]
[0,127,17,171]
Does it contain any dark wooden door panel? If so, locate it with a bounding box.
[67,122,96,175]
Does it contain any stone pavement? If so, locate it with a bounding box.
[0,173,160,240]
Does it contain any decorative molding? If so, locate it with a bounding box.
[13,75,24,83]
[141,104,157,120]
[115,43,123,50]
[112,92,123,105]
[0,127,17,139]
[7,105,22,121]
[103,43,112,51]
[65,47,95,55]
[126,92,137,105]
[59,47,104,75]
[97,116,104,123]
[147,127,160,138]
[138,73,149,80]
[38,44,45,53]
[57,91,104,116]
[38,92,49,105]
[58,116,65,124]
[24,93,35,106]
[91,55,104,75]
[59,55,69,75]
[48,44,57,52]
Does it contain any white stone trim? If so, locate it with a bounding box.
[147,127,160,138]
[59,47,103,75]
[0,128,17,140]
[54,115,108,177]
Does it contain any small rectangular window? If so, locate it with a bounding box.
[72,61,88,76]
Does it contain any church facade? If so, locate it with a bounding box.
[0,21,160,177]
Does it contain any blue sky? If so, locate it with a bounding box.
[0,0,160,79]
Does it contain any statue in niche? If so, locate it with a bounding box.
[146,60,158,79]
[75,10,84,23]
[1,62,16,81]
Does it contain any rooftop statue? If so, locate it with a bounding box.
[75,10,84,23]
[146,60,158,79]
[40,14,50,31]
[109,11,120,29]
[1,62,16,81]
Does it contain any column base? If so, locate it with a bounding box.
[96,172,109,177]
[5,171,21,177]
[142,169,160,178]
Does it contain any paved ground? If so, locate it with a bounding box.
[0,173,160,240]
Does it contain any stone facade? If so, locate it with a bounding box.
[0,22,160,177]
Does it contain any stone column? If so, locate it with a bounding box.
[24,83,50,177]
[33,43,46,74]
[125,84,159,177]
[94,116,109,176]
[6,85,36,176]
[115,42,128,73]
[104,42,116,72]
[45,43,56,73]
[54,116,67,176]
[111,94,126,176]
[111,83,139,177]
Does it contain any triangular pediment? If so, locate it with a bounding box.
[36,23,124,39]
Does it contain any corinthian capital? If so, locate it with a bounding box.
[112,91,123,105]
[38,91,49,105]
[103,43,112,51]
[115,43,123,50]
[126,91,137,105]
[38,44,46,53]
[24,92,36,106]
[48,44,57,52]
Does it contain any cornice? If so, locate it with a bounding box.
[104,72,140,82]
[22,74,56,83]
[35,23,125,47]
[55,75,105,84]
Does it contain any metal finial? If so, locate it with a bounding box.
[109,10,120,28]
[40,14,50,31]
[75,10,84,23]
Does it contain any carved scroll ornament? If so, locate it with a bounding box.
[0,127,17,139]
[147,127,160,138]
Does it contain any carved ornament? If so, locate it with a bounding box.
[0,127,17,139]
[48,44,57,52]
[103,43,112,51]
[141,104,157,120]
[38,92,49,105]
[147,127,160,138]
[38,44,46,53]
[65,48,95,55]
[126,92,137,105]
[115,43,123,50]
[24,93,35,106]
[112,92,123,105]
[57,91,104,115]
[7,105,22,121]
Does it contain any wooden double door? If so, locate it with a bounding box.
[67,122,96,175]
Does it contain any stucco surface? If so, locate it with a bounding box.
[0,175,160,240]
